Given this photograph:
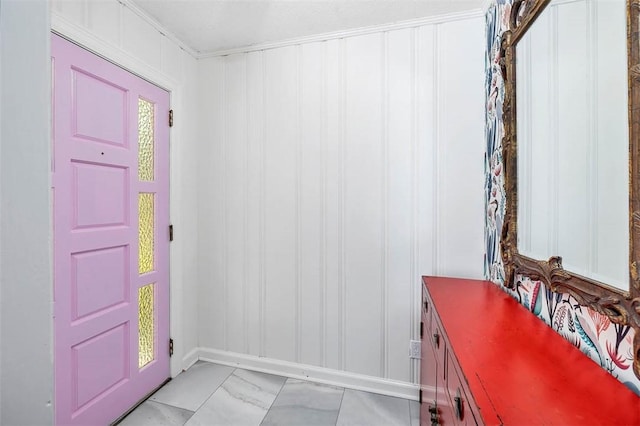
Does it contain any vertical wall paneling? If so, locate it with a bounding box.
[224,54,248,354]
[433,25,442,275]
[550,6,560,257]
[161,36,185,83]
[122,6,162,69]
[587,0,597,275]
[300,42,324,367]
[324,39,342,371]
[261,50,268,358]
[340,38,347,372]
[197,14,486,385]
[410,26,421,385]
[180,51,200,367]
[222,59,229,351]
[381,31,390,380]
[436,19,485,278]
[387,28,413,382]
[417,25,436,287]
[243,54,250,356]
[198,58,227,350]
[295,45,302,365]
[344,33,384,378]
[86,0,120,46]
[56,0,86,26]
[246,50,265,357]
[264,46,298,362]
[320,41,328,368]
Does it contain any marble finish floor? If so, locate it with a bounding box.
[118,361,419,426]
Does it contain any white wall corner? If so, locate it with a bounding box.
[197,348,420,401]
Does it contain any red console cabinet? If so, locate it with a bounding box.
[420,276,640,426]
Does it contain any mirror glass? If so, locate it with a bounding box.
[516,0,629,290]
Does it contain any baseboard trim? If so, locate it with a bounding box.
[197,347,419,401]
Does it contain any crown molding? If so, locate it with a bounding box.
[198,9,484,59]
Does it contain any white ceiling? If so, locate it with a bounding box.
[130,0,485,54]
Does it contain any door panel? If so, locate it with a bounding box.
[52,34,170,426]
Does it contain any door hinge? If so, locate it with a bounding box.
[420,321,424,339]
[419,389,423,404]
[169,338,174,357]
[169,109,174,127]
[169,224,174,241]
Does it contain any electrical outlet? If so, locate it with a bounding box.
[409,340,421,359]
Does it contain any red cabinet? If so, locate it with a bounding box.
[420,276,640,426]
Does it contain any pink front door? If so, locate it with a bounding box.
[52,34,170,426]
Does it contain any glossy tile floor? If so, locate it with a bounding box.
[118,361,420,426]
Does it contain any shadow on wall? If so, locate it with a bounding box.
[483,0,640,396]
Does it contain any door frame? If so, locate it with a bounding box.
[51,20,186,379]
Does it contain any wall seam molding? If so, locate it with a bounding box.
[587,0,599,274]
[381,31,390,380]
[320,41,328,369]
[339,37,347,372]
[243,53,250,355]
[433,24,442,275]
[550,7,560,255]
[260,50,267,358]
[199,10,484,58]
[222,59,229,352]
[410,26,420,385]
[295,44,303,364]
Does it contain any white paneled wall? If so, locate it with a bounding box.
[50,0,200,376]
[198,14,485,390]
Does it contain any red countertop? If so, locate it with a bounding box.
[423,276,640,426]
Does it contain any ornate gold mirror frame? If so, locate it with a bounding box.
[499,0,640,379]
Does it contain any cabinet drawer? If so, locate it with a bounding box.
[446,352,477,426]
